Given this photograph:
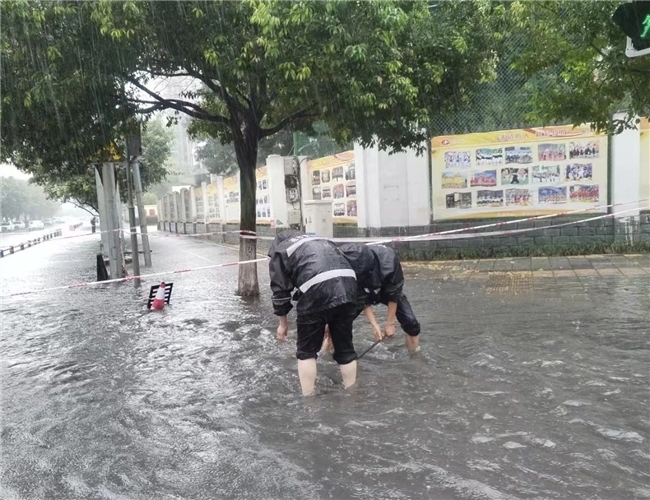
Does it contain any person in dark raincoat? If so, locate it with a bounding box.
[324,242,421,353]
[268,230,359,395]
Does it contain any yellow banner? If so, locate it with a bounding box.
[641,119,650,207]
[431,125,608,220]
[432,125,603,149]
[307,150,357,223]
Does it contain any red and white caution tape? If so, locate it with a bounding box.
[1,257,269,299]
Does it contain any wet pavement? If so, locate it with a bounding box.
[1,228,649,500]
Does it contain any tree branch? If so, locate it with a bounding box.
[259,105,318,138]
[70,200,98,216]
[125,77,231,126]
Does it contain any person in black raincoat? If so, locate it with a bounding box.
[268,230,359,395]
[333,242,421,353]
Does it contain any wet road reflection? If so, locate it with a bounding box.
[1,233,649,499]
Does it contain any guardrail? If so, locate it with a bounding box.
[0,229,63,258]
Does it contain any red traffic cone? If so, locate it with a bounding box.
[152,282,166,310]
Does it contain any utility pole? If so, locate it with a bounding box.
[102,162,124,279]
[127,121,152,267]
[125,155,141,285]
[132,162,152,267]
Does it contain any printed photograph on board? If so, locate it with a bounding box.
[332,167,344,181]
[570,185,599,203]
[477,189,504,207]
[569,141,599,159]
[347,200,357,217]
[345,163,356,180]
[312,186,321,200]
[321,169,331,184]
[322,187,331,199]
[346,182,356,197]
[538,187,567,204]
[312,170,321,186]
[538,143,566,162]
[441,172,468,189]
[565,163,593,182]
[476,148,503,166]
[505,188,532,206]
[501,167,529,185]
[505,146,533,164]
[445,192,472,209]
[444,151,472,169]
[532,165,561,184]
[333,184,345,199]
[333,203,345,217]
[470,170,497,187]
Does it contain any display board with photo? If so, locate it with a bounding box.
[501,167,529,185]
[431,125,608,219]
[255,167,273,222]
[442,172,468,190]
[306,151,357,223]
[532,165,561,184]
[205,183,221,222]
[476,148,503,166]
[470,170,497,188]
[569,141,600,159]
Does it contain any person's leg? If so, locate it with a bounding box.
[395,295,421,353]
[296,312,327,395]
[320,324,333,353]
[327,304,358,388]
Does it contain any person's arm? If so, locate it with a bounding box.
[269,252,294,340]
[363,306,383,341]
[277,315,289,342]
[384,300,398,337]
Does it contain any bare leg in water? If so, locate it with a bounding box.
[321,324,334,353]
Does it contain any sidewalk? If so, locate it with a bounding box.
[402,254,650,296]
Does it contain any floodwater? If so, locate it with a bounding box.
[1,230,649,499]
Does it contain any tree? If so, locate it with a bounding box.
[20,116,171,213]
[1,0,501,296]
[0,177,60,220]
[193,128,293,176]
[508,1,650,133]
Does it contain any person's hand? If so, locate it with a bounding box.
[384,324,396,338]
[372,324,383,342]
[277,323,288,342]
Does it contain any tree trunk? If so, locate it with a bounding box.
[234,131,260,297]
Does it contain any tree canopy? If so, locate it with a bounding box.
[507,0,650,133]
[26,117,171,213]
[0,177,61,221]
[1,0,503,294]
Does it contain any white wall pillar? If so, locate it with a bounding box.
[190,185,197,222]
[179,188,188,223]
[201,181,209,225]
[611,113,641,216]
[354,142,429,229]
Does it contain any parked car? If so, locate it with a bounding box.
[13,221,26,230]
[29,220,45,231]
[43,218,54,226]
[1,221,15,232]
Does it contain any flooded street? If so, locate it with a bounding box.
[1,230,649,499]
